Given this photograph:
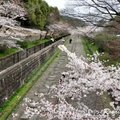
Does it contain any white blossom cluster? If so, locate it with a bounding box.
[0,1,26,48]
[0,1,26,27]
[0,1,42,49]
[58,45,120,101]
[0,16,19,26]
[0,0,27,20]
[12,45,120,119]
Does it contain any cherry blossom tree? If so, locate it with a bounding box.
[0,0,27,26]
[12,45,120,119]
[0,1,41,48]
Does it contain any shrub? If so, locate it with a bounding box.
[93,32,117,53]
[16,40,28,49]
[0,43,9,53]
[33,40,40,45]
[106,38,120,58]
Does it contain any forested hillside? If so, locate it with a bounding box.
[0,0,60,30]
[0,0,69,52]
[23,0,60,29]
[15,0,60,30]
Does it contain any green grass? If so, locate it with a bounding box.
[0,48,18,57]
[27,42,35,48]
[89,42,98,52]
[0,37,70,120]
[81,37,92,55]
[39,39,50,44]
[27,39,50,48]
[8,48,18,53]
[101,91,113,110]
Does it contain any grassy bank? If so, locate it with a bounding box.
[81,37,92,55]
[81,36,120,66]
[0,39,51,58]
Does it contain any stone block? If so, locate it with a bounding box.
[29,115,38,120]
[20,113,28,120]
[38,88,48,93]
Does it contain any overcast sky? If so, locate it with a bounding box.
[44,0,67,10]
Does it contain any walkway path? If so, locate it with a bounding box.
[7,35,104,120]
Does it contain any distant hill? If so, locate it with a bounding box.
[61,15,87,27]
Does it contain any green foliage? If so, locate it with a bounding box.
[29,10,36,25]
[81,36,92,55]
[84,36,95,44]
[50,6,59,13]
[16,40,28,49]
[36,12,46,30]
[98,53,120,66]
[40,1,50,16]
[29,39,50,46]
[33,39,40,45]
[92,32,117,53]
[24,0,60,30]
[0,47,18,57]
[0,39,51,57]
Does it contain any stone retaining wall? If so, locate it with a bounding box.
[0,35,69,72]
[0,42,50,72]
[0,39,63,107]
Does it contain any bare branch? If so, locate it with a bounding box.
[62,0,120,28]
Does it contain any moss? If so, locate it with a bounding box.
[101,91,113,110]
[81,37,92,55]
